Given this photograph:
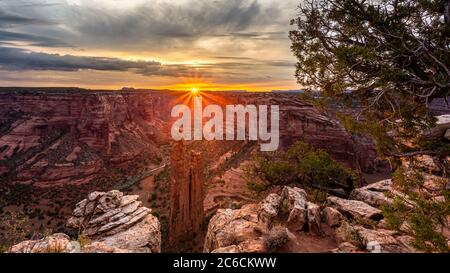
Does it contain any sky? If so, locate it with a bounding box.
[0,0,301,91]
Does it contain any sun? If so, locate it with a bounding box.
[190,87,199,95]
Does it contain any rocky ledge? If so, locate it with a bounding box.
[203,187,323,253]
[9,190,161,253]
[204,174,449,253]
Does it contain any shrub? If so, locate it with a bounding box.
[254,141,357,193]
[263,226,289,252]
[0,212,31,250]
[382,167,450,253]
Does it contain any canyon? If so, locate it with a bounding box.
[0,87,393,251]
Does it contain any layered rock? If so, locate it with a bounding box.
[0,90,165,187]
[0,89,388,189]
[349,179,393,207]
[67,190,161,253]
[207,93,388,173]
[204,186,321,253]
[334,223,411,253]
[322,207,343,228]
[280,187,308,231]
[8,233,141,253]
[327,196,383,220]
[204,176,444,253]
[8,233,80,253]
[9,190,162,253]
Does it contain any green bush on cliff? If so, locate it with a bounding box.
[254,141,357,196]
[382,167,450,253]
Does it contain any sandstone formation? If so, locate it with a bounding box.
[204,186,322,253]
[8,233,80,253]
[0,90,166,187]
[9,190,162,253]
[349,179,393,207]
[280,187,308,231]
[66,190,161,253]
[8,233,140,253]
[327,196,383,220]
[203,179,443,253]
[334,223,410,253]
[0,89,389,189]
[168,141,205,244]
[322,207,343,228]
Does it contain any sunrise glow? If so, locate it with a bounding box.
[0,0,300,91]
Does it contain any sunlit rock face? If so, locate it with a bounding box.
[0,89,387,188]
[9,190,162,253]
[203,183,428,253]
[196,92,389,173]
[66,190,161,253]
[0,90,165,187]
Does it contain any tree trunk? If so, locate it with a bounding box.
[445,0,450,26]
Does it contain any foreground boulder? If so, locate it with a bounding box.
[67,190,161,253]
[335,222,412,253]
[349,179,393,207]
[204,186,319,253]
[280,187,308,231]
[322,207,343,228]
[203,204,266,253]
[8,234,135,253]
[258,193,282,227]
[9,190,161,253]
[8,234,80,253]
[327,196,383,220]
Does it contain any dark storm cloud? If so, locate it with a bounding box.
[0,46,294,77]
[0,30,67,47]
[0,0,290,52]
[0,46,176,76]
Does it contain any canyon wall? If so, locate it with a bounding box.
[199,92,388,173]
[0,88,387,189]
[0,90,170,187]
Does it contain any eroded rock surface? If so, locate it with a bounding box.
[8,233,80,253]
[10,190,161,253]
[204,187,321,253]
[67,190,161,253]
[327,196,383,220]
[349,179,393,207]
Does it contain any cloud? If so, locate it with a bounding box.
[0,7,53,27]
[0,0,300,89]
[0,30,67,47]
[0,7,64,46]
[58,0,280,51]
[0,46,294,79]
[0,47,173,75]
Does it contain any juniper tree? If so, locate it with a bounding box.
[289,0,450,252]
[289,0,450,165]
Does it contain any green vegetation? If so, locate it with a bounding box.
[290,0,449,252]
[251,141,357,199]
[382,167,450,252]
[290,0,449,158]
